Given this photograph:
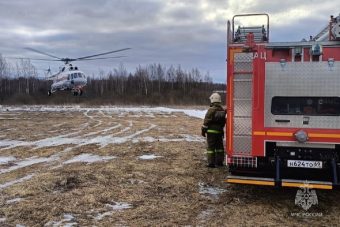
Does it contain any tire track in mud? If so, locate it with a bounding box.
[0,107,225,226]
[1,109,199,193]
[0,110,158,191]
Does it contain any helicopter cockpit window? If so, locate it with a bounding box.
[77,73,81,78]
[67,75,70,80]
[73,73,78,78]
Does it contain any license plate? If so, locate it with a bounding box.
[287,160,323,169]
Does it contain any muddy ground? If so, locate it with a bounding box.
[0,106,340,226]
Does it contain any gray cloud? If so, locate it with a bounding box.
[0,0,339,82]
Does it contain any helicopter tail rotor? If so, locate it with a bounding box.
[43,66,52,78]
[46,66,51,74]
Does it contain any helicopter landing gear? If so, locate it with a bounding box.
[73,89,83,96]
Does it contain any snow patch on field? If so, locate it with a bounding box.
[0,124,158,150]
[199,182,226,198]
[0,174,35,190]
[45,214,77,227]
[0,139,24,148]
[0,106,206,119]
[0,156,56,174]
[0,156,16,164]
[34,137,82,149]
[95,202,133,220]
[6,198,23,204]
[64,154,116,164]
[128,179,145,184]
[107,202,133,210]
[83,110,95,120]
[138,154,163,160]
[197,208,214,223]
[94,211,113,221]
[83,123,121,137]
[132,134,203,143]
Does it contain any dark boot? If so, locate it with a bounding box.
[207,150,215,168]
[215,150,224,167]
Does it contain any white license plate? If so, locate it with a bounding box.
[287,160,323,169]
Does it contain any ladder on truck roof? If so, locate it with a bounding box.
[314,24,330,41]
[314,14,340,41]
[232,13,269,43]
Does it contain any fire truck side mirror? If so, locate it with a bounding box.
[328,58,335,70]
[311,44,323,56]
[280,59,287,70]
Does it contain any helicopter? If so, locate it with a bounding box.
[24,47,130,96]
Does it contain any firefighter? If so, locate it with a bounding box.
[201,93,226,168]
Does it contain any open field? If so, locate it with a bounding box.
[1,106,340,226]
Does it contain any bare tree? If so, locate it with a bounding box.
[113,63,128,95]
[156,64,165,93]
[166,65,175,90]
[0,54,8,96]
[136,65,149,96]
[0,62,225,105]
[0,54,9,78]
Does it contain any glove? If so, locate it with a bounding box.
[201,126,207,137]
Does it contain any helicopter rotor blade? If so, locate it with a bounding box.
[76,56,126,61]
[24,47,62,60]
[15,57,61,61]
[75,48,131,60]
[5,57,61,62]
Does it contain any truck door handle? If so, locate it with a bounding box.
[275,119,290,123]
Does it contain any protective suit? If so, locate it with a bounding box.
[201,93,226,168]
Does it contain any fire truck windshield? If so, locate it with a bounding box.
[271,97,340,116]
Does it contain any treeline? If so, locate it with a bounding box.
[0,55,225,105]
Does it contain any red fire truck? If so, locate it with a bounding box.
[226,14,340,189]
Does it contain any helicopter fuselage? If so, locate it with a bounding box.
[49,66,87,96]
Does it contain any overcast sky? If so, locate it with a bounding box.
[0,0,339,82]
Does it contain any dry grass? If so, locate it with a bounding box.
[0,107,340,226]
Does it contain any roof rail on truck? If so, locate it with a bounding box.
[231,13,269,44]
